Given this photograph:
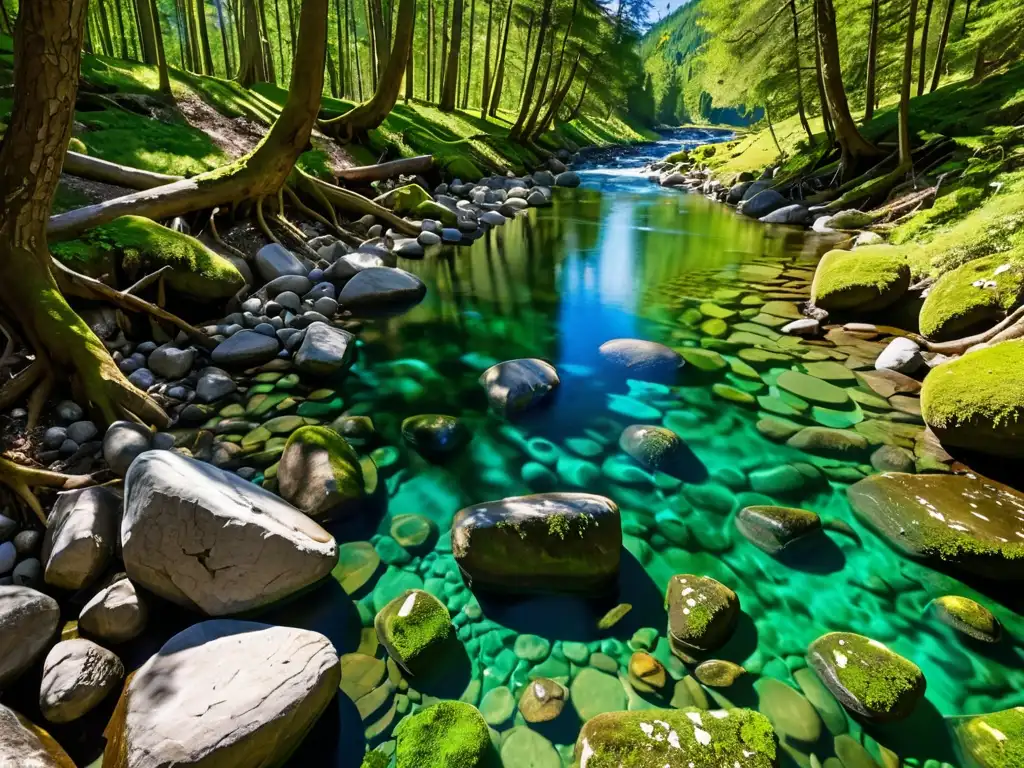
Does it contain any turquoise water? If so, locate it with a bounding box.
[67,133,1024,767]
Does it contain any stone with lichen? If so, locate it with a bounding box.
[666,574,739,657]
[374,589,451,673]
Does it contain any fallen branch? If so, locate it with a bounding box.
[62,151,183,191]
[334,155,433,183]
[912,305,1024,356]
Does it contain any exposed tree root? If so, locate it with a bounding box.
[255,196,280,245]
[295,169,419,235]
[0,361,44,411]
[26,370,54,431]
[0,455,98,525]
[333,155,433,183]
[913,305,1024,356]
[123,266,172,296]
[207,209,251,263]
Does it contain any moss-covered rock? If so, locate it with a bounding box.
[573,707,777,768]
[413,200,458,226]
[735,505,822,555]
[666,574,739,657]
[401,414,471,458]
[277,426,365,520]
[52,215,245,300]
[810,245,910,312]
[806,631,925,721]
[928,595,1002,643]
[618,424,692,478]
[952,706,1024,768]
[375,183,433,215]
[444,155,484,182]
[921,339,1024,456]
[919,254,1024,340]
[394,701,491,768]
[67,137,87,155]
[847,471,1024,580]
[374,589,451,673]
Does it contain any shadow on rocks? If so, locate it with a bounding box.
[261,578,365,656]
[776,531,847,574]
[861,695,957,765]
[285,688,366,768]
[405,633,472,700]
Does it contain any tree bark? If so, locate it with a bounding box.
[288,0,298,53]
[114,0,130,58]
[97,0,116,55]
[439,0,464,110]
[196,0,217,74]
[813,0,877,175]
[439,0,451,101]
[322,0,416,137]
[50,0,330,240]
[349,0,363,99]
[327,47,339,96]
[370,0,390,76]
[510,0,551,139]
[258,0,276,82]
[404,4,415,100]
[789,0,815,145]
[479,0,494,118]
[135,0,159,63]
[812,0,834,141]
[565,64,590,121]
[149,0,172,93]
[2,0,166,427]
[898,0,919,167]
[531,48,580,138]
[237,0,269,85]
[929,0,955,92]
[521,32,555,138]
[366,0,378,86]
[216,0,233,76]
[273,0,286,75]
[918,0,934,96]
[335,0,346,96]
[488,0,513,116]
[175,0,191,68]
[960,0,971,34]
[462,0,476,109]
[864,0,879,121]
[427,0,435,100]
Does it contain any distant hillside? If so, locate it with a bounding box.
[640,0,756,127]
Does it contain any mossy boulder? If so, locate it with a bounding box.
[618,424,692,478]
[374,183,432,214]
[444,155,484,182]
[374,589,451,673]
[735,505,822,555]
[810,245,910,312]
[929,595,1002,643]
[52,215,245,300]
[847,471,1024,580]
[952,706,1024,768]
[921,339,1024,456]
[573,707,777,768]
[394,701,491,768]
[666,574,739,657]
[413,200,458,226]
[806,631,925,721]
[919,255,1024,341]
[277,426,365,520]
[451,492,621,596]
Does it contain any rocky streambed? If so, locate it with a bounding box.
[1,137,1022,768]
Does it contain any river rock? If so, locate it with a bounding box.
[451,492,621,595]
[277,426,365,520]
[519,677,568,723]
[148,344,195,379]
[324,252,385,283]
[478,358,560,418]
[735,505,822,555]
[618,424,690,477]
[265,274,313,297]
[338,266,426,308]
[105,620,339,766]
[255,244,308,283]
[0,586,59,687]
[875,337,923,374]
[401,414,471,458]
[394,701,490,768]
[39,638,123,723]
[555,171,581,187]
[42,487,119,591]
[739,189,787,218]
[598,338,684,382]
[848,471,1024,580]
[122,451,337,615]
[787,427,869,458]
[195,367,236,403]
[760,203,812,225]
[0,704,77,766]
[666,574,739,655]
[574,708,777,768]
[928,595,1002,643]
[79,577,148,643]
[293,321,356,380]
[695,659,746,687]
[811,246,910,312]
[374,589,452,673]
[211,330,280,368]
[103,420,153,477]
[806,631,925,721]
[951,707,1024,768]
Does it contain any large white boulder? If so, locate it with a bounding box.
[39,639,124,723]
[0,704,76,767]
[0,585,59,688]
[105,621,339,767]
[122,451,337,615]
[42,486,120,590]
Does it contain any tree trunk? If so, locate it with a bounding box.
[98,0,116,55]
[335,0,346,96]
[898,0,919,167]
[150,0,172,93]
[327,47,339,96]
[426,0,433,100]
[439,0,464,110]
[512,8,537,126]
[812,0,834,141]
[765,100,784,158]
[960,0,971,34]
[216,0,233,76]
[864,0,879,121]
[51,0,330,240]
[929,0,955,92]
[789,0,815,145]
[349,0,363,99]
[479,0,494,118]
[404,5,414,99]
[135,0,160,62]
[365,0,378,86]
[288,0,298,53]
[918,0,934,96]
[370,0,389,75]
[521,32,555,138]
[439,0,450,99]
[488,0,513,116]
[462,0,476,109]
[814,0,877,175]
[196,0,216,74]
[186,0,204,72]
[258,0,276,82]
[510,0,550,139]
[273,0,285,76]
[237,0,269,85]
[114,0,130,57]
[531,48,580,138]
[566,65,590,121]
[2,0,167,427]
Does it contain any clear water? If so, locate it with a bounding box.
[75,131,1024,767]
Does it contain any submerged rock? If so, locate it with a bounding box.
[478,358,560,418]
[122,451,337,615]
[0,586,59,688]
[598,338,684,382]
[573,707,777,768]
[519,677,568,723]
[735,505,822,555]
[847,471,1024,580]
[39,638,123,723]
[375,588,452,673]
[277,426,365,520]
[951,707,1024,768]
[806,631,925,721]
[929,595,1002,643]
[618,424,691,477]
[401,414,471,458]
[451,493,621,595]
[104,621,339,767]
[666,574,739,656]
[394,701,491,768]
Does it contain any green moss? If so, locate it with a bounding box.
[394,701,491,768]
[297,149,335,181]
[919,253,1024,340]
[810,245,912,312]
[53,215,244,300]
[574,707,777,768]
[414,200,458,226]
[376,184,433,215]
[284,426,364,498]
[809,632,923,716]
[359,750,390,768]
[955,707,1024,768]
[67,137,87,155]
[377,589,452,664]
[930,595,1002,641]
